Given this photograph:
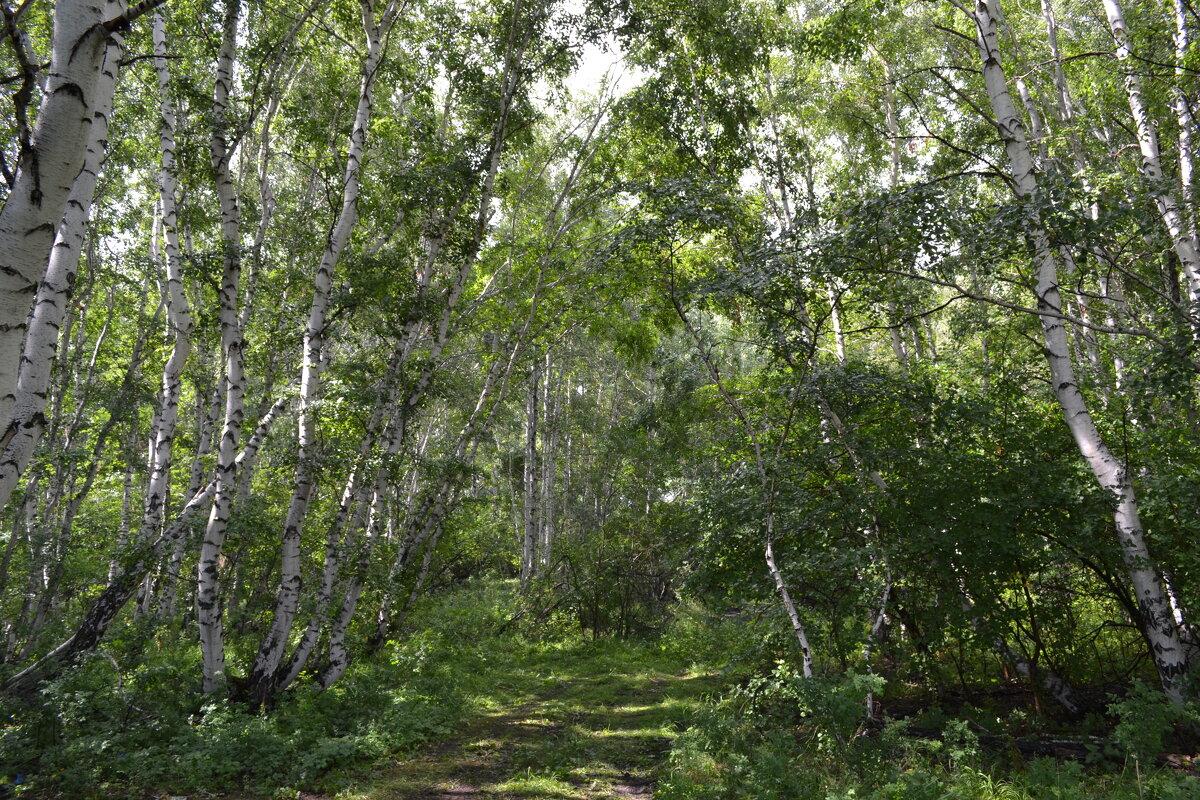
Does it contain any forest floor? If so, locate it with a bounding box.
[325,641,721,800]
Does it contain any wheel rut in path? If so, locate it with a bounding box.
[347,648,717,800]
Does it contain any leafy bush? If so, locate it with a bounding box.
[0,578,519,796]
[660,600,748,666]
[1107,680,1200,762]
[658,657,1200,800]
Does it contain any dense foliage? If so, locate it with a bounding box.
[3,0,1200,795]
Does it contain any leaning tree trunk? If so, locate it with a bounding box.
[372,240,551,650]
[968,0,1192,705]
[198,0,249,695]
[245,0,402,705]
[0,0,116,443]
[672,295,816,676]
[279,351,402,690]
[0,398,285,697]
[0,30,123,513]
[316,429,400,689]
[1102,0,1200,309]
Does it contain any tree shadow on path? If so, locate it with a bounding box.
[344,642,720,800]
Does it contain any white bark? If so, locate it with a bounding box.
[0,31,123,511]
[373,421,434,646]
[969,0,1191,704]
[198,0,248,695]
[1,397,284,697]
[317,439,397,689]
[828,282,847,364]
[765,526,814,677]
[1002,642,1081,714]
[882,63,910,373]
[139,199,192,560]
[539,354,556,570]
[1173,0,1196,242]
[0,0,113,440]
[373,243,549,648]
[109,429,136,584]
[135,2,193,588]
[158,378,220,618]
[1102,0,1200,308]
[673,298,815,673]
[278,469,363,688]
[372,519,443,662]
[521,357,540,581]
[248,0,401,702]
[280,352,401,689]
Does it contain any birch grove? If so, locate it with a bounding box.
[6,0,1200,791]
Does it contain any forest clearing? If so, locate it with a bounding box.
[5,0,1200,797]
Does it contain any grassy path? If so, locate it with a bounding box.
[340,641,720,800]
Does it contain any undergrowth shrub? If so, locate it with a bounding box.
[660,601,748,666]
[658,656,1200,800]
[1106,680,1200,763]
[0,577,518,797]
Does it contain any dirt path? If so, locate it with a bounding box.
[340,644,718,800]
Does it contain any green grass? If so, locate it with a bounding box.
[13,584,1196,800]
[336,637,723,799]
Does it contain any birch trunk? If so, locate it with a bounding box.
[1102,0,1200,308]
[0,31,123,512]
[316,441,397,689]
[1001,641,1081,714]
[0,0,115,439]
[377,521,444,655]
[158,378,220,618]
[136,2,194,596]
[969,0,1192,704]
[278,469,363,688]
[373,248,549,647]
[765,524,814,677]
[1,398,284,697]
[246,0,401,704]
[1173,0,1196,241]
[198,0,248,695]
[280,352,401,689]
[521,358,540,581]
[539,354,556,570]
[372,422,435,648]
[882,62,910,372]
[673,297,815,673]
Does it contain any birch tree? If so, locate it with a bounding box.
[244,0,405,704]
[1100,0,1200,311]
[0,27,124,512]
[0,1,163,447]
[962,0,1192,704]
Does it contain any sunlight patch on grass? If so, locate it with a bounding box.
[613,701,669,713]
[465,736,502,751]
[491,770,585,799]
[591,725,674,739]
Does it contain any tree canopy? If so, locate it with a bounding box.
[3,0,1200,795]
